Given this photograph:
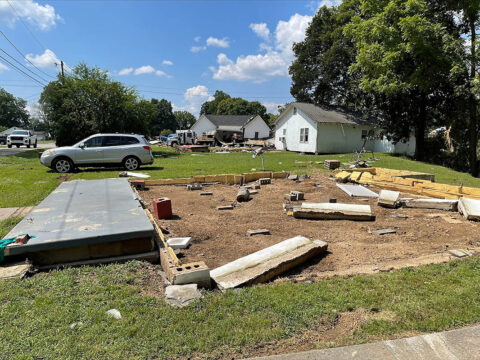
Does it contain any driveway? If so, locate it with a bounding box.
[0,142,56,157]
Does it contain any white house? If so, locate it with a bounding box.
[274,102,416,156]
[191,114,271,140]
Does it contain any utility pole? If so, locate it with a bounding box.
[61,60,64,78]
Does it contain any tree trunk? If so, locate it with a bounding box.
[469,21,479,177]
[414,95,426,161]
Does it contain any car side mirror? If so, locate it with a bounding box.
[79,142,85,149]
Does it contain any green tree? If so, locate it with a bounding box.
[0,88,29,128]
[289,0,361,106]
[40,63,149,146]
[200,90,230,115]
[346,0,458,160]
[215,98,267,120]
[174,110,196,129]
[151,99,177,135]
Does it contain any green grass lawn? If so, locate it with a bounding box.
[0,258,479,359]
[2,146,480,208]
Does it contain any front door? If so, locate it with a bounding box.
[75,136,104,164]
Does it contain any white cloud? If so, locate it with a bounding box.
[250,23,270,41]
[134,65,155,75]
[194,36,201,43]
[0,62,9,72]
[0,0,61,31]
[162,60,173,66]
[306,0,341,11]
[206,36,230,48]
[182,85,213,115]
[25,49,60,68]
[155,70,172,78]
[211,13,312,82]
[191,45,207,53]
[262,102,282,115]
[118,67,133,76]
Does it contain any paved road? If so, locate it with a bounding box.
[0,142,56,157]
[247,326,480,360]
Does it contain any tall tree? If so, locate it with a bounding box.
[0,88,29,128]
[346,0,458,160]
[174,110,196,129]
[40,63,149,146]
[200,90,230,115]
[289,0,361,106]
[150,99,177,135]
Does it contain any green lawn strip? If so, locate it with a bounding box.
[2,148,480,208]
[0,259,479,359]
[0,217,22,238]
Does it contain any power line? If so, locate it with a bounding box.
[0,47,49,83]
[0,54,46,87]
[0,30,56,80]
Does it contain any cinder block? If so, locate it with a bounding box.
[153,198,172,219]
[187,183,203,191]
[291,191,304,201]
[170,261,211,288]
[259,178,271,185]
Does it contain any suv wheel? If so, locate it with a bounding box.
[27,141,31,148]
[53,157,73,173]
[123,156,140,171]
[7,144,11,148]
[33,141,37,148]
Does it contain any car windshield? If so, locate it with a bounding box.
[11,130,29,135]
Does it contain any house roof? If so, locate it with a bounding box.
[202,114,256,128]
[275,103,377,127]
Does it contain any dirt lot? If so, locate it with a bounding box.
[140,173,480,281]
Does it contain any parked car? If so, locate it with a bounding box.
[7,129,37,148]
[166,130,196,146]
[40,133,154,173]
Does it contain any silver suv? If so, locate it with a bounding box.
[40,133,154,173]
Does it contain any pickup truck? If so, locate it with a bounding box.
[7,129,37,148]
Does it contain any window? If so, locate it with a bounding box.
[283,129,286,136]
[122,136,140,145]
[361,130,368,140]
[254,131,259,140]
[84,136,103,148]
[293,107,297,115]
[103,136,139,146]
[300,128,309,143]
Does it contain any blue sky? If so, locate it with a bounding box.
[0,0,340,116]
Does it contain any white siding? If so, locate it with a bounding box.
[274,108,318,153]
[190,115,216,135]
[316,123,376,154]
[243,116,271,139]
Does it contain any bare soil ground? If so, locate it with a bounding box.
[140,173,480,281]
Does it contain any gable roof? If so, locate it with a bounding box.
[202,114,256,128]
[274,102,377,127]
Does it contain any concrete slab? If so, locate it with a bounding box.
[0,262,31,280]
[167,237,192,249]
[2,178,155,259]
[458,197,480,221]
[246,325,480,360]
[336,183,378,198]
[378,190,400,208]
[293,203,373,221]
[0,207,33,221]
[165,284,202,307]
[404,199,458,211]
[210,236,328,290]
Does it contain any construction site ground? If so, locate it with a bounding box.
[140,173,480,282]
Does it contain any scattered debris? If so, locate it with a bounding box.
[236,187,251,202]
[187,183,203,191]
[106,309,122,320]
[324,160,341,170]
[119,171,150,179]
[0,261,31,280]
[249,190,259,195]
[167,237,192,250]
[284,191,305,201]
[165,284,203,307]
[372,229,397,236]
[200,192,213,196]
[404,199,458,211]
[210,236,328,290]
[153,197,173,219]
[259,178,271,185]
[288,174,298,181]
[336,183,378,198]
[217,205,234,210]
[131,180,145,190]
[458,197,480,221]
[377,190,400,208]
[160,249,211,287]
[253,184,261,189]
[293,203,374,221]
[246,229,270,236]
[390,213,408,219]
[159,225,169,234]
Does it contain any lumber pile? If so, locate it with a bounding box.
[333,168,480,200]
